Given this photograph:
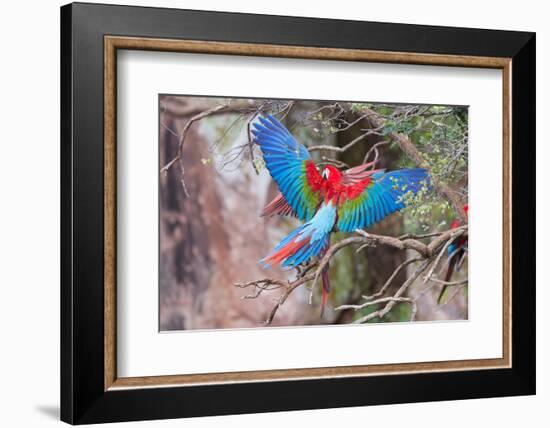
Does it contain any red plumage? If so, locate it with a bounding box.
[437,204,469,304]
[261,236,311,267]
[260,192,295,217]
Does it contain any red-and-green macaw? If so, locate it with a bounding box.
[437,204,469,304]
[252,115,430,313]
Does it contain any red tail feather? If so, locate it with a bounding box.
[262,237,310,267]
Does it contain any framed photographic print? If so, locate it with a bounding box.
[60,2,536,424]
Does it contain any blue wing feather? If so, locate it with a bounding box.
[253,115,321,221]
[337,168,430,232]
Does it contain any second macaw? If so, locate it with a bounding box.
[437,204,469,304]
[252,115,431,313]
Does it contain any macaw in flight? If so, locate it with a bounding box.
[437,204,469,304]
[252,115,430,314]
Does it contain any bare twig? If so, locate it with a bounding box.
[246,109,263,175]
[235,273,316,324]
[362,257,423,302]
[337,296,418,322]
[414,275,468,302]
[439,283,468,306]
[363,140,389,164]
[318,157,351,169]
[422,235,456,284]
[397,231,446,240]
[350,259,431,323]
[161,104,229,175]
[429,278,468,286]
[332,113,372,133]
[307,127,383,153]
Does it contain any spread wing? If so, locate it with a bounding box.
[261,161,380,218]
[253,115,323,221]
[337,168,430,232]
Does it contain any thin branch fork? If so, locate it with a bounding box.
[337,296,418,323]
[307,126,384,153]
[348,259,432,323]
[362,256,423,302]
[161,104,229,175]
[439,282,468,306]
[363,140,390,164]
[235,273,315,325]
[415,275,468,302]
[428,278,468,286]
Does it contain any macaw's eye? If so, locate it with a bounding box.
[322,168,330,180]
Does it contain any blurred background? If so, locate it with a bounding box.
[159,95,468,331]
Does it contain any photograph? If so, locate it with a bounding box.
[53,1,536,425]
[159,95,469,331]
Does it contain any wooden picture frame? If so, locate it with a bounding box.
[61,2,535,424]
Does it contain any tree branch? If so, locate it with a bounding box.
[362,108,468,223]
[236,226,467,324]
